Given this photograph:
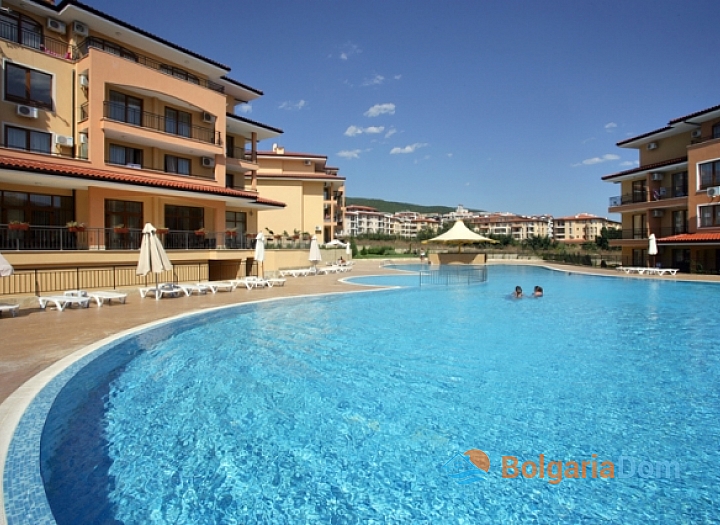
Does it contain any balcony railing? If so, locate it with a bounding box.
[226,146,254,161]
[106,161,215,181]
[104,102,221,145]
[609,192,648,207]
[613,228,648,240]
[78,38,224,93]
[0,20,76,60]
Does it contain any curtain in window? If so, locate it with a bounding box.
[29,131,50,153]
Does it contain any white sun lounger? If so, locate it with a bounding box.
[64,290,128,307]
[177,283,210,296]
[0,303,20,317]
[139,283,184,300]
[39,295,90,311]
[267,278,286,287]
[200,281,238,293]
[231,276,273,289]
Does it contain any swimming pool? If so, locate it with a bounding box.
[4,265,720,523]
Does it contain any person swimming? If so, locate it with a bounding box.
[533,285,543,297]
[512,286,523,298]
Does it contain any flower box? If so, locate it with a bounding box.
[114,227,129,234]
[226,231,237,237]
[156,228,169,235]
[8,222,29,231]
[68,226,86,233]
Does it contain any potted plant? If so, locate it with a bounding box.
[66,221,86,233]
[292,229,300,240]
[8,221,30,231]
[225,227,237,237]
[113,224,129,234]
[156,227,169,235]
[195,227,207,237]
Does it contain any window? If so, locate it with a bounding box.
[225,210,247,235]
[631,180,647,203]
[699,205,720,228]
[699,160,720,189]
[632,214,646,239]
[672,172,687,198]
[0,10,41,49]
[713,123,720,140]
[0,190,73,225]
[109,144,143,167]
[164,155,191,175]
[108,91,142,126]
[5,126,51,153]
[105,199,143,230]
[672,210,687,235]
[5,63,52,108]
[165,205,203,231]
[165,108,191,138]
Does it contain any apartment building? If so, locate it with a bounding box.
[255,145,345,243]
[552,213,618,244]
[603,103,720,272]
[345,205,393,237]
[0,0,310,280]
[469,213,554,241]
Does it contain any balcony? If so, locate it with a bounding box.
[609,191,648,207]
[104,102,221,145]
[78,38,224,93]
[0,20,76,61]
[106,161,214,181]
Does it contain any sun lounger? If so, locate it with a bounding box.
[231,276,272,289]
[64,290,128,307]
[280,268,312,277]
[139,283,184,300]
[654,268,678,276]
[0,303,19,317]
[200,281,238,293]
[267,278,286,287]
[39,295,90,311]
[177,283,210,296]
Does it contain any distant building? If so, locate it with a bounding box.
[469,213,553,241]
[345,205,392,237]
[552,213,619,244]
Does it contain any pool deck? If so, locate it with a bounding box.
[2,258,718,405]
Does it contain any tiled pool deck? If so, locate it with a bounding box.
[1,260,717,524]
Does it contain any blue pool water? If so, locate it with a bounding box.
[14,266,720,523]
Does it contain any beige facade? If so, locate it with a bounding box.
[552,213,618,244]
[603,103,720,272]
[0,0,342,279]
[470,214,554,241]
[255,146,345,243]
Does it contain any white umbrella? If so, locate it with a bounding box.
[309,235,322,268]
[0,253,13,277]
[136,223,173,293]
[254,231,265,277]
[648,233,658,266]
[345,242,352,257]
[422,220,498,253]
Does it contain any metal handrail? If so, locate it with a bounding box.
[419,265,488,286]
[0,20,76,60]
[103,102,221,145]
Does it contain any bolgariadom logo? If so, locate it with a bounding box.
[442,449,679,485]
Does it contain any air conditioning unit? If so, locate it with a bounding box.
[652,210,664,218]
[691,129,702,139]
[54,135,74,147]
[126,163,142,169]
[202,112,215,124]
[707,186,720,198]
[79,74,89,88]
[652,172,664,181]
[201,156,215,168]
[17,105,38,118]
[47,18,66,33]
[72,21,89,36]
[304,160,312,166]
[79,134,88,144]
[647,142,658,150]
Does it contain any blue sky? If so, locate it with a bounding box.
[88,0,720,218]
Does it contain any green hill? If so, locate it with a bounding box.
[346,198,481,215]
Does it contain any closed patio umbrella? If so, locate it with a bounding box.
[309,235,322,269]
[136,223,173,294]
[254,232,265,277]
[648,233,658,266]
[0,252,13,277]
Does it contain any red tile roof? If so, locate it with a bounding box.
[659,232,720,243]
[668,103,720,124]
[0,155,285,208]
